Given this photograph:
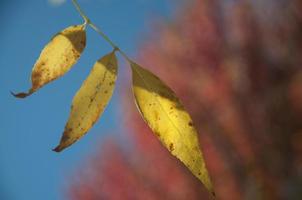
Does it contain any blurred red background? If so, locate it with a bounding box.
[66,0,302,199]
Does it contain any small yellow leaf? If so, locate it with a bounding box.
[131,62,214,195]
[12,25,86,98]
[53,51,118,152]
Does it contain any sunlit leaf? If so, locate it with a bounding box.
[53,51,118,152]
[131,62,214,196]
[12,24,86,98]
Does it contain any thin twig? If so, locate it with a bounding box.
[71,0,132,62]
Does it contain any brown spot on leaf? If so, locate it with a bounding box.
[212,192,216,197]
[154,111,159,121]
[40,61,46,66]
[154,131,160,137]
[169,143,174,151]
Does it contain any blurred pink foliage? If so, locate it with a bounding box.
[67,0,302,199]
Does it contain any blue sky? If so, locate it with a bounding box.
[0,0,174,199]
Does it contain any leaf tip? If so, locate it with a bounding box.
[53,132,73,153]
[209,191,216,200]
[10,91,32,98]
[52,145,64,153]
[10,91,29,99]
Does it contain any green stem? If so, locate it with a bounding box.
[71,0,132,62]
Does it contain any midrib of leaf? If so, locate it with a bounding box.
[80,53,115,124]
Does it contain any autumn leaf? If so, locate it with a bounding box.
[12,24,86,98]
[53,51,118,152]
[131,62,214,196]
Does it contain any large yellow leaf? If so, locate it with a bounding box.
[12,25,86,98]
[53,51,118,152]
[131,62,214,196]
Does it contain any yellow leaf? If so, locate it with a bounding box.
[131,62,214,196]
[12,25,86,98]
[53,51,118,152]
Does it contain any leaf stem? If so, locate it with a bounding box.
[71,0,89,23]
[71,0,132,62]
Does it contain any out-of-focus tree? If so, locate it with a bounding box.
[67,0,302,199]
